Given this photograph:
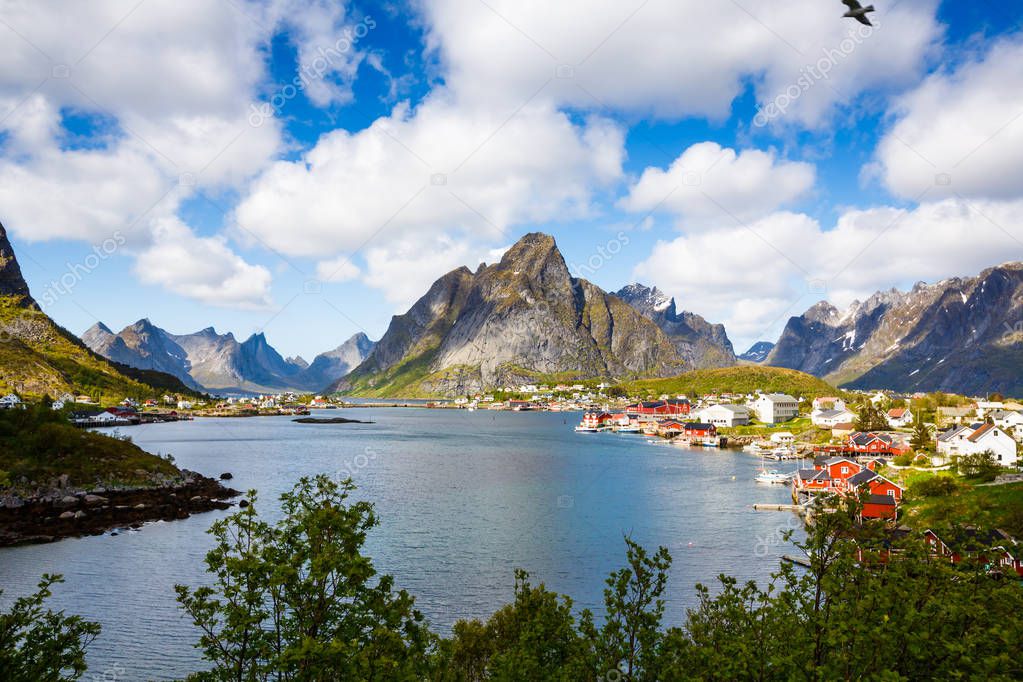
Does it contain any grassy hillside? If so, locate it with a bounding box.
[0,406,179,490]
[0,297,176,403]
[623,365,840,399]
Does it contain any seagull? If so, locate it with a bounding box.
[841,0,875,26]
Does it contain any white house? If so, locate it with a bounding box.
[976,401,1005,418]
[770,431,795,445]
[753,394,799,424]
[693,404,750,427]
[989,410,1023,442]
[177,400,194,410]
[812,396,846,412]
[812,408,856,428]
[0,394,22,409]
[886,408,914,428]
[937,422,1018,467]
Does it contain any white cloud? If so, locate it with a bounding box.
[133,217,273,309]
[315,256,360,283]
[620,143,815,227]
[0,0,371,307]
[635,198,1023,348]
[418,0,940,125]
[234,95,625,258]
[876,35,1023,200]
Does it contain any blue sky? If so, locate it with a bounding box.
[2,0,1022,360]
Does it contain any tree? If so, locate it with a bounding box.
[853,403,889,432]
[579,538,672,681]
[0,574,100,681]
[955,450,1002,482]
[175,475,435,681]
[910,416,933,452]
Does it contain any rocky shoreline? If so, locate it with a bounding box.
[0,471,240,547]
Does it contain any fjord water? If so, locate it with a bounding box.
[0,410,802,680]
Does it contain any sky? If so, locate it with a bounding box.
[1,0,1022,361]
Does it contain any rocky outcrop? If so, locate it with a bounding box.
[333,233,686,397]
[614,283,736,369]
[0,222,36,308]
[766,262,1023,395]
[0,471,239,547]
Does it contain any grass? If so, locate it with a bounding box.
[0,296,182,403]
[0,406,180,491]
[719,416,816,437]
[623,366,840,400]
[896,469,1023,539]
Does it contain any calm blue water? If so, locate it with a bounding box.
[0,409,803,680]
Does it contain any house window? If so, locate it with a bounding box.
[888,490,895,498]
[840,467,848,474]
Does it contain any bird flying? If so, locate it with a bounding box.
[841,0,876,26]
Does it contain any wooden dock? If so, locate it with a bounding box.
[753,503,804,512]
[782,554,812,568]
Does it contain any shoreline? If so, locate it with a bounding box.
[0,471,240,548]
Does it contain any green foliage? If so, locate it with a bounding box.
[910,474,959,498]
[853,403,890,432]
[910,417,933,451]
[625,366,838,400]
[0,574,101,681]
[0,405,178,490]
[175,475,435,681]
[955,451,1002,482]
[893,453,914,466]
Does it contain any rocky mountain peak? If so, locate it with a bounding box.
[0,222,37,308]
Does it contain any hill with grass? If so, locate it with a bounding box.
[0,222,188,403]
[622,365,839,399]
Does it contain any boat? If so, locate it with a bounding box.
[765,446,796,460]
[574,425,601,433]
[615,424,643,434]
[755,469,793,484]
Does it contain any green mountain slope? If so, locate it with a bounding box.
[623,366,839,399]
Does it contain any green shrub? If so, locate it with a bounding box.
[912,475,959,498]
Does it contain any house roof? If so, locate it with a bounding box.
[832,422,854,430]
[761,393,797,403]
[866,494,897,506]
[816,409,849,419]
[684,422,715,430]
[967,423,996,442]
[798,469,831,482]
[937,425,970,442]
[888,408,907,418]
[847,470,878,486]
[925,527,1016,554]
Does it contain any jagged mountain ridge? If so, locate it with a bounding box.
[766,262,1023,395]
[739,341,775,363]
[0,222,191,399]
[333,233,687,397]
[84,320,374,393]
[614,283,736,369]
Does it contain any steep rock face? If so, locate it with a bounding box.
[297,333,376,391]
[614,283,736,369]
[0,223,36,308]
[0,223,174,398]
[334,233,685,397]
[766,263,1023,395]
[84,319,197,388]
[739,341,775,363]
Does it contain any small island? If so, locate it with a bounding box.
[292,416,374,424]
[0,405,239,547]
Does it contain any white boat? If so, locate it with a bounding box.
[574,426,600,433]
[615,424,643,433]
[755,469,793,484]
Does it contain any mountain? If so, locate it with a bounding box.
[614,284,736,369]
[332,233,686,397]
[84,320,374,393]
[739,341,775,363]
[766,262,1023,395]
[0,222,189,400]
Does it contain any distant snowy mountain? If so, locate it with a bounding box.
[738,341,775,363]
[766,262,1023,395]
[614,283,736,369]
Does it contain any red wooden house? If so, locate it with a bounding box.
[581,411,613,429]
[682,422,717,438]
[795,456,904,520]
[924,528,1023,577]
[627,399,691,416]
